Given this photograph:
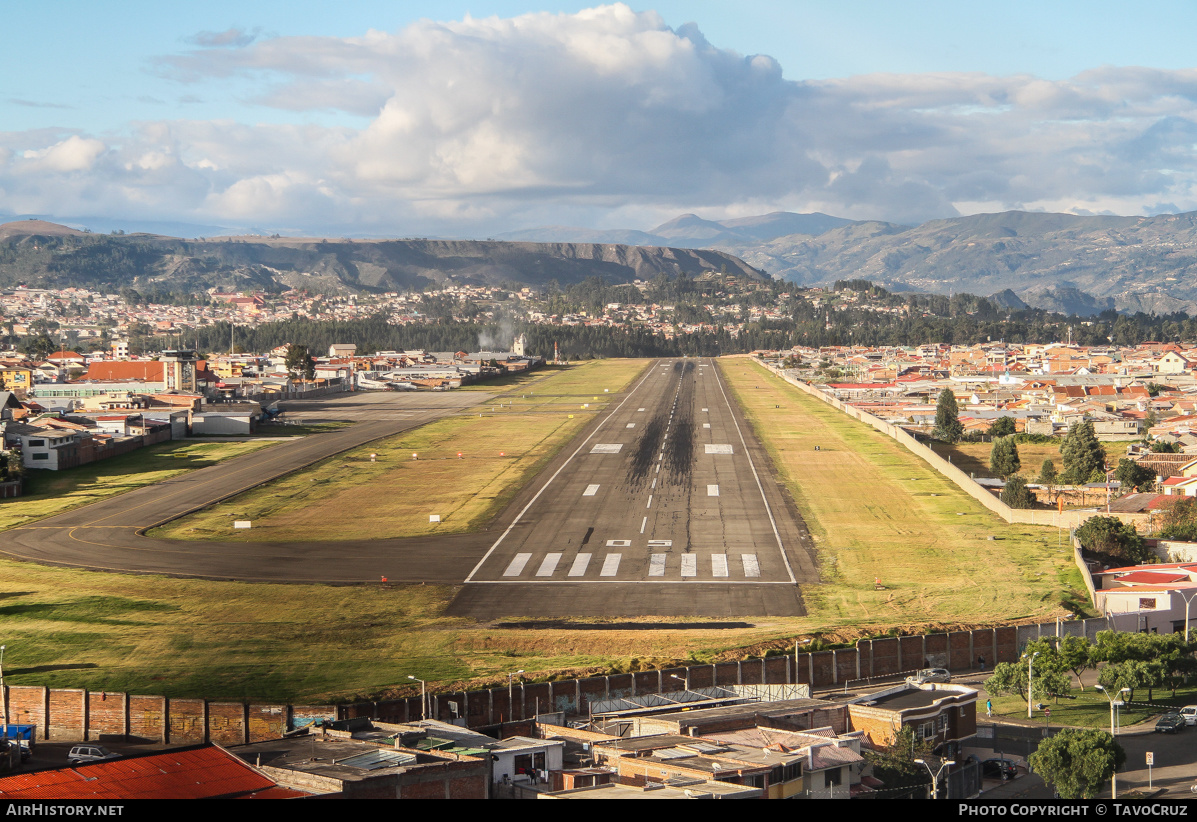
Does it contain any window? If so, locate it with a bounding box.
[32,453,49,461]
[824,769,842,787]
[29,440,45,447]
[1140,598,1157,610]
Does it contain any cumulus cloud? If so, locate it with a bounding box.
[8,3,1197,234]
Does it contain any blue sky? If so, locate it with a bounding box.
[4,2,1197,235]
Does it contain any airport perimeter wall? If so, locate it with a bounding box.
[761,362,1149,531]
[0,617,1112,743]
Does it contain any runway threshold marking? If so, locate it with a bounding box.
[742,554,761,577]
[680,554,697,577]
[536,553,562,576]
[568,554,591,576]
[583,484,600,496]
[600,554,622,576]
[712,554,729,577]
[648,554,667,576]
[504,553,532,577]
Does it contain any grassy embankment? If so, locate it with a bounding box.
[718,358,1091,630]
[149,359,647,542]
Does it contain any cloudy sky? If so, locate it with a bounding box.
[5,1,1197,236]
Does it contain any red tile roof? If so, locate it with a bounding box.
[84,361,166,382]
[0,745,299,800]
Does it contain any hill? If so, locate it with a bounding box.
[714,210,1197,315]
[0,222,765,295]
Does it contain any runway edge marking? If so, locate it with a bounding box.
[712,361,798,585]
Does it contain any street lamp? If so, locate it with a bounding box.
[508,670,524,721]
[1,645,6,739]
[1179,590,1197,643]
[407,676,426,722]
[914,758,956,800]
[1027,652,1040,719]
[1094,685,1129,799]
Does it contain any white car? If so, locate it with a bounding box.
[1180,705,1197,726]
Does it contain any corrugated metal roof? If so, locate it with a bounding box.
[0,746,286,800]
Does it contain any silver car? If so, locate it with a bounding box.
[68,745,121,766]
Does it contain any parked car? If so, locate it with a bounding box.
[67,745,121,765]
[1180,705,1197,726]
[1155,713,1186,734]
[980,758,1018,780]
[907,667,951,684]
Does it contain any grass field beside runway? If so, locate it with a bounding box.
[718,358,1091,629]
[0,559,803,702]
[0,440,273,532]
[150,359,650,542]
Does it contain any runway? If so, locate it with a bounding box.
[446,357,816,617]
[3,362,818,616]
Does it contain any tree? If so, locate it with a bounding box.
[1157,498,1197,542]
[990,436,1021,479]
[1060,420,1105,484]
[1150,439,1181,454]
[284,344,316,382]
[1113,458,1154,494]
[1075,516,1151,564]
[1057,635,1096,689]
[984,662,1030,702]
[1038,459,1058,490]
[1000,475,1036,509]
[1028,728,1125,799]
[989,416,1017,438]
[933,388,963,443]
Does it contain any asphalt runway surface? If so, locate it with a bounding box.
[3,362,819,616]
[446,358,817,617]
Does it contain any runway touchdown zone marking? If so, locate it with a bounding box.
[582,484,600,496]
[705,444,733,454]
[590,443,623,454]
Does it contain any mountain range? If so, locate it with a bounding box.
[6,207,1197,315]
[0,220,764,295]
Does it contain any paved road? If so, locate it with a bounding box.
[446,357,816,617]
